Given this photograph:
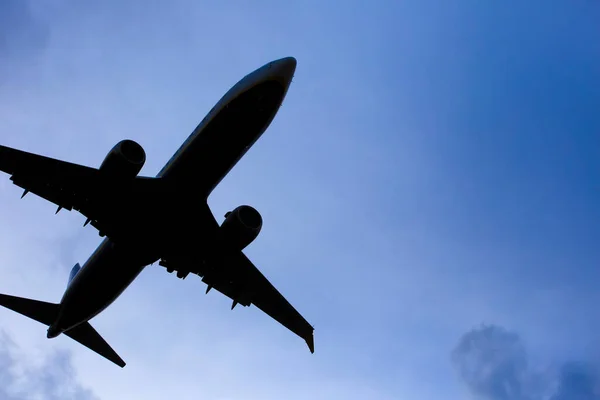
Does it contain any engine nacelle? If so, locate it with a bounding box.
[99,139,146,179]
[220,205,263,250]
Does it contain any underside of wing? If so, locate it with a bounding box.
[160,250,314,353]
[229,251,315,353]
[0,145,102,215]
[0,143,159,237]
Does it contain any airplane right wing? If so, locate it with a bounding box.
[220,250,314,353]
[160,250,315,353]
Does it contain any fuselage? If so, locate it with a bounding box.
[47,57,297,338]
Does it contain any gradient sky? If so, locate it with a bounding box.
[0,1,598,399]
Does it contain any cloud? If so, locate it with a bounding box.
[451,325,530,399]
[551,362,600,400]
[0,330,98,400]
[452,324,600,400]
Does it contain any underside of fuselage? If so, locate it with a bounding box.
[55,239,151,333]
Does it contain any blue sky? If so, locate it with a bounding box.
[0,0,598,399]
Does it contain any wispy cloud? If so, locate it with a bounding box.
[551,362,600,400]
[0,330,98,400]
[452,324,600,400]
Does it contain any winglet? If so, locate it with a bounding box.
[305,332,314,354]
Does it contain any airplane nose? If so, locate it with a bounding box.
[268,57,297,87]
[276,56,297,75]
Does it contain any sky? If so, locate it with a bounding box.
[0,0,598,399]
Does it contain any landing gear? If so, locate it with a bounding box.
[158,260,188,279]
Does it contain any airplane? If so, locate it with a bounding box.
[0,56,314,368]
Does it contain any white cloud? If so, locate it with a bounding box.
[0,330,98,400]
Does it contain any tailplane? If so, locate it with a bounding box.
[0,293,125,368]
[64,322,125,368]
[0,293,59,325]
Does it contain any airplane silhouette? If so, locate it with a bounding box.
[0,57,313,367]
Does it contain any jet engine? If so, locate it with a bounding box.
[220,205,263,250]
[99,139,146,179]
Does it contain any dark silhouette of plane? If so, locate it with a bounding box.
[0,57,314,368]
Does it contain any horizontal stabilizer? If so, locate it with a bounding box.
[64,322,126,368]
[0,293,59,326]
[0,293,125,368]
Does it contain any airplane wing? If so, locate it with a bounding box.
[0,144,145,235]
[160,250,315,353]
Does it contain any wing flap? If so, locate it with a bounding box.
[11,175,77,211]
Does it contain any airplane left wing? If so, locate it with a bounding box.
[0,144,124,232]
[160,250,315,353]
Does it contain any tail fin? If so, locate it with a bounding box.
[0,293,125,368]
[67,263,81,288]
